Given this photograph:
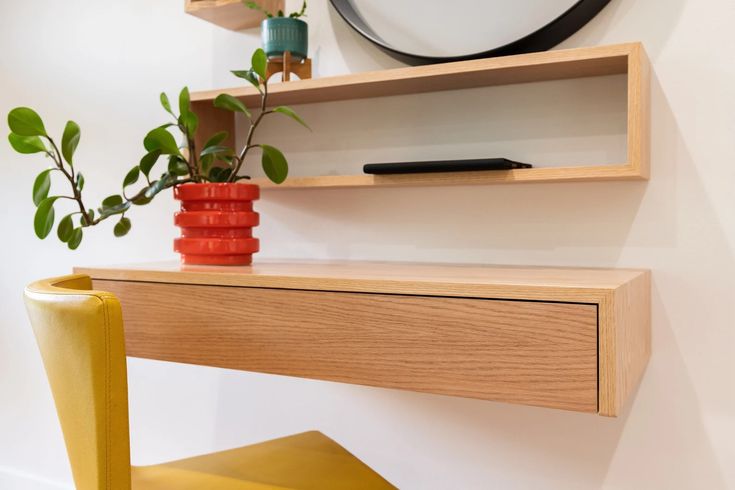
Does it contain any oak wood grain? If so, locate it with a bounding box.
[77,260,651,416]
[95,280,599,413]
[598,270,651,416]
[76,260,646,303]
[185,0,283,31]
[189,42,649,189]
[626,43,651,179]
[253,164,644,189]
[191,43,636,107]
[191,102,236,157]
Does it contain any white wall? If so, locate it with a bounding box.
[1,0,734,488]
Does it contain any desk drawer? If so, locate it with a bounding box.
[96,280,598,412]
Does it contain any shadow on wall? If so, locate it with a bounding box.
[559,0,685,60]
[329,0,685,73]
[196,0,735,488]
[247,74,640,265]
[324,3,405,72]
[253,74,629,168]
[204,70,734,489]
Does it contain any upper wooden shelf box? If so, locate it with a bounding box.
[185,0,283,31]
[191,42,650,189]
[76,260,651,416]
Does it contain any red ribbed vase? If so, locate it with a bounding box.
[173,183,260,266]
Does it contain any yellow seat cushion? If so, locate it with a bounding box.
[132,431,396,490]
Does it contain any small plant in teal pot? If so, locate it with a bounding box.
[244,1,308,61]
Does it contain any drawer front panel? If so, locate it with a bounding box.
[96,280,598,412]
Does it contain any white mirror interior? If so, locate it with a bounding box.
[350,0,580,56]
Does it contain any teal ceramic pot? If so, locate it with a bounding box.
[261,18,308,61]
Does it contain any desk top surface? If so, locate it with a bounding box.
[75,260,647,302]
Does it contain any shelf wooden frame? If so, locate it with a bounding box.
[75,260,651,416]
[184,0,283,31]
[191,42,650,189]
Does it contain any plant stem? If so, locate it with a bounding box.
[176,119,200,182]
[229,80,269,181]
[46,137,91,224]
[45,133,193,228]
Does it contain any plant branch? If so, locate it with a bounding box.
[230,80,269,181]
[88,176,194,227]
[44,132,194,229]
[45,136,90,223]
[175,118,200,181]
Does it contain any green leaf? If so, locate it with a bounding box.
[208,166,233,183]
[219,153,235,164]
[57,214,74,242]
[272,106,310,130]
[289,0,307,18]
[143,128,180,155]
[214,94,251,117]
[67,227,83,250]
[200,154,214,175]
[7,107,47,137]
[61,121,81,165]
[232,69,262,92]
[113,217,132,237]
[160,92,174,116]
[34,196,59,239]
[199,145,232,157]
[243,1,264,12]
[32,169,52,206]
[260,144,288,184]
[167,156,189,176]
[131,192,153,206]
[8,133,47,154]
[179,87,191,119]
[81,209,95,226]
[98,200,131,218]
[75,172,85,192]
[123,166,140,188]
[143,177,171,199]
[251,48,267,79]
[139,150,161,177]
[180,110,198,138]
[202,131,229,151]
[102,195,123,208]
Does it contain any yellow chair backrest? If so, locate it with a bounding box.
[24,275,132,490]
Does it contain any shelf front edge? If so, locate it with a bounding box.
[253,164,647,190]
[191,42,639,106]
[75,265,646,306]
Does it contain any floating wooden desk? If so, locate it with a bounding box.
[75,260,650,416]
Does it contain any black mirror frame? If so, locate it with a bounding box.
[329,0,613,66]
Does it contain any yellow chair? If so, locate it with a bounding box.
[24,275,397,490]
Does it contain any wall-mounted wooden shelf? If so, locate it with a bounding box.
[76,260,650,416]
[185,0,283,31]
[249,164,642,189]
[192,43,650,189]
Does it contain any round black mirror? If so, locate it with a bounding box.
[330,0,612,65]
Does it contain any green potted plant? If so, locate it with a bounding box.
[245,1,308,61]
[7,48,309,266]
